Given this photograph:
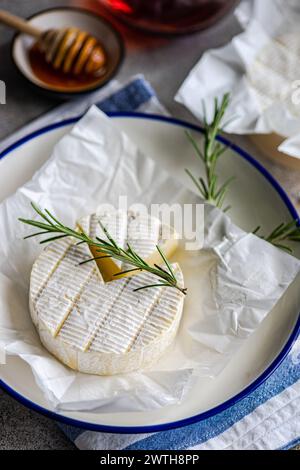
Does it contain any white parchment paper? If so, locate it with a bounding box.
[176,0,300,158]
[0,106,299,412]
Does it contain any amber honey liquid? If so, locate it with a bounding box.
[29,44,103,92]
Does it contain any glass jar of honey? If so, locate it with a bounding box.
[97,0,240,35]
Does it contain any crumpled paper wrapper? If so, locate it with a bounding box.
[0,105,299,412]
[176,0,300,158]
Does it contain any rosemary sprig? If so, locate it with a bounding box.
[19,202,187,295]
[185,93,234,210]
[253,220,300,254]
[187,93,300,254]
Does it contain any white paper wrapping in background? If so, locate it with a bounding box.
[176,0,300,158]
[0,106,299,412]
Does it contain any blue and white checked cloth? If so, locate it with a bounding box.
[3,75,299,450]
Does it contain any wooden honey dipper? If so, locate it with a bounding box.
[0,10,106,76]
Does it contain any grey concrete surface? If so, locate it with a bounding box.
[0,390,75,449]
[0,0,247,451]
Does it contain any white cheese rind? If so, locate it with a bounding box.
[29,212,184,375]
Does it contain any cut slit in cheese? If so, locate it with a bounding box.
[29,209,184,375]
[77,209,179,282]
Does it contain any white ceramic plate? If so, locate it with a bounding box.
[0,113,299,433]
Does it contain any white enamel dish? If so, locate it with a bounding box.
[0,113,299,433]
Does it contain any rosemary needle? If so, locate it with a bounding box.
[19,202,187,295]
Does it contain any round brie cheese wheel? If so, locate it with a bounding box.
[29,210,184,375]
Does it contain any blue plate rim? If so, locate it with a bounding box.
[0,112,299,434]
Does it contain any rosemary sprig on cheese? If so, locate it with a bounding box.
[19,202,187,295]
[185,93,234,210]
